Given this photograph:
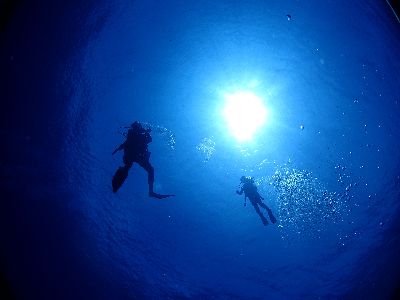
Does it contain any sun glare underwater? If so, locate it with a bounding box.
[222,91,269,142]
[2,1,400,300]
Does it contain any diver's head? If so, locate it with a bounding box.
[131,121,142,131]
[240,176,254,184]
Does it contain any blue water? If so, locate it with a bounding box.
[1,1,400,299]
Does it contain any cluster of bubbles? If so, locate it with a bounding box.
[196,137,215,162]
[253,161,356,241]
[148,124,176,150]
[334,164,356,193]
[271,166,341,240]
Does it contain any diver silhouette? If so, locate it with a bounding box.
[112,121,174,199]
[236,176,277,226]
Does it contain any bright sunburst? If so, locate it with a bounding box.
[222,91,268,142]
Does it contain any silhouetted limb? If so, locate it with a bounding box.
[137,158,155,194]
[259,202,277,224]
[266,207,277,224]
[251,201,269,226]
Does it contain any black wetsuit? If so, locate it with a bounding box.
[238,180,277,226]
[112,127,154,193]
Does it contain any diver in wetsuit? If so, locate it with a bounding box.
[112,121,174,199]
[236,176,277,226]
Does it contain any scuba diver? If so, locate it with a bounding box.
[236,176,277,226]
[112,121,174,199]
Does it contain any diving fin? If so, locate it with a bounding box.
[149,192,175,199]
[112,166,129,193]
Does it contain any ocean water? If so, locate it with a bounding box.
[1,1,400,299]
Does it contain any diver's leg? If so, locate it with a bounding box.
[112,162,132,193]
[266,207,277,223]
[137,156,175,199]
[251,201,268,226]
[259,201,277,224]
[137,158,155,195]
[258,201,268,210]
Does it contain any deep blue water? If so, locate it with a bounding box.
[1,1,400,299]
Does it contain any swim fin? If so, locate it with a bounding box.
[149,192,175,199]
[112,166,129,193]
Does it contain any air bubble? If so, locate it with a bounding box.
[196,137,215,162]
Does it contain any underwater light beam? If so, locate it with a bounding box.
[222,91,268,142]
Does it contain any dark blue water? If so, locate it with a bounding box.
[1,1,400,299]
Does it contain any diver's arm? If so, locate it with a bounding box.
[236,188,247,206]
[112,143,124,155]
